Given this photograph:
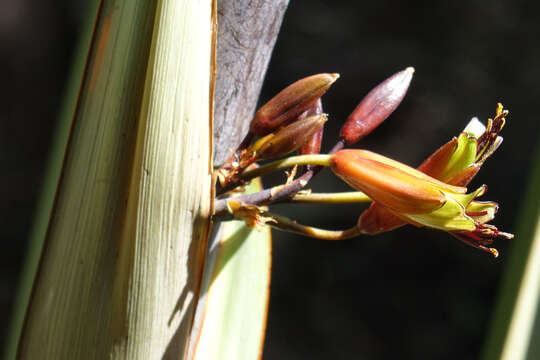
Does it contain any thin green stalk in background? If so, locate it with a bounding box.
[482,137,540,360]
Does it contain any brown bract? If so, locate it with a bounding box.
[298,99,324,157]
[254,114,327,160]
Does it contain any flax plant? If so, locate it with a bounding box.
[13,0,216,358]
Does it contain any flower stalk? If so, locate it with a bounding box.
[290,191,371,204]
[238,154,332,183]
[229,206,361,240]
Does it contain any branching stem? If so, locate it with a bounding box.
[213,140,347,217]
[214,170,315,217]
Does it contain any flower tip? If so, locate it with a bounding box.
[405,66,415,74]
[331,73,340,80]
[464,117,486,137]
[496,103,505,116]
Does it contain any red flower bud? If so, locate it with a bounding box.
[340,67,414,145]
[250,73,338,136]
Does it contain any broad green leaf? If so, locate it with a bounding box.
[191,178,272,360]
[15,0,215,358]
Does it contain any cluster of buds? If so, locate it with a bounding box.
[216,74,338,189]
[215,67,512,257]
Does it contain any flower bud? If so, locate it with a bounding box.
[340,67,414,145]
[253,114,328,160]
[299,127,324,156]
[330,149,462,214]
[250,73,339,136]
[298,99,324,157]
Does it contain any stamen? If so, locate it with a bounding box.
[451,232,499,257]
[489,248,499,258]
[476,104,507,162]
[477,118,493,151]
[498,231,515,239]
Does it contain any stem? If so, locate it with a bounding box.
[291,191,371,203]
[264,211,360,240]
[214,139,346,212]
[214,170,315,217]
[329,138,345,154]
[240,154,332,182]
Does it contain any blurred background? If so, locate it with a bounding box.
[1,0,539,359]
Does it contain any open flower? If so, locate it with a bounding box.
[331,145,512,256]
[359,104,508,233]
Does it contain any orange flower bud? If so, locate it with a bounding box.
[330,149,460,214]
[250,73,338,136]
[340,67,414,145]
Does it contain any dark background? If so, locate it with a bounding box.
[2,1,539,359]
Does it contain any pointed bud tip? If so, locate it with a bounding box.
[340,67,414,145]
[331,73,340,80]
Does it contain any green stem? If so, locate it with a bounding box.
[291,191,372,204]
[263,210,361,240]
[241,154,332,181]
